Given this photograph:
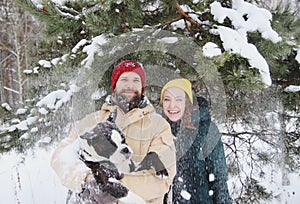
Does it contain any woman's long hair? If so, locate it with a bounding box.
[181,94,196,129]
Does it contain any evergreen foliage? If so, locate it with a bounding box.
[1,0,299,203]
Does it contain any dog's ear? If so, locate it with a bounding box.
[80,131,91,140]
[107,109,117,123]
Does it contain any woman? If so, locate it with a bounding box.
[161,78,231,204]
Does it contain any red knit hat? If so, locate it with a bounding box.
[111,60,146,93]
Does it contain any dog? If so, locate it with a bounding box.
[78,109,169,204]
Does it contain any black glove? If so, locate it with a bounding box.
[136,151,169,179]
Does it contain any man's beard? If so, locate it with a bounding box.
[113,90,142,113]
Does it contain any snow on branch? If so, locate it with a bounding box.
[4,116,38,132]
[209,0,282,87]
[210,25,272,86]
[211,0,281,43]
[36,84,79,112]
[284,85,300,93]
[81,35,108,68]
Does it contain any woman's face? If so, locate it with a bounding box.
[162,87,186,122]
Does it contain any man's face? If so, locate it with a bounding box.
[114,72,142,102]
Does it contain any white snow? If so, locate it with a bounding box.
[296,48,300,63]
[212,0,281,43]
[72,39,88,53]
[8,120,28,131]
[171,19,187,30]
[11,118,21,124]
[30,127,38,133]
[38,60,52,68]
[36,84,79,111]
[0,0,299,203]
[39,107,49,115]
[20,132,30,140]
[0,148,68,204]
[16,108,27,115]
[81,35,108,68]
[203,42,222,57]
[23,69,33,74]
[2,103,12,111]
[209,0,280,87]
[91,89,107,100]
[209,173,215,182]
[180,190,191,200]
[36,90,67,109]
[284,85,300,92]
[144,1,161,12]
[38,136,52,144]
[265,112,281,131]
[169,0,285,87]
[220,111,300,204]
[33,66,40,74]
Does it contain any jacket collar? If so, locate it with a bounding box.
[105,94,150,112]
[102,95,155,121]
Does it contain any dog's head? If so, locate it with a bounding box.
[79,109,132,165]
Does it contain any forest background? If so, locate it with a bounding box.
[0,0,299,203]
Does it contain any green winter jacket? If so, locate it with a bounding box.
[167,96,231,204]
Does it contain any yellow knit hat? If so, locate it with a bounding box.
[160,78,193,104]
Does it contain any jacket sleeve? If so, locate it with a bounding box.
[206,131,231,204]
[120,118,176,202]
[50,113,100,193]
[148,117,177,185]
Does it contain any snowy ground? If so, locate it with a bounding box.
[0,145,299,204]
[0,147,68,204]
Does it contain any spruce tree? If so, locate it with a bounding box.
[3,0,299,202]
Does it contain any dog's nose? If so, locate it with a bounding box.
[121,147,130,154]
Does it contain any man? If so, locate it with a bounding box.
[51,60,176,203]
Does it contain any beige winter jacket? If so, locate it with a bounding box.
[51,102,176,204]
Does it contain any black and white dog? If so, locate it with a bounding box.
[78,110,168,204]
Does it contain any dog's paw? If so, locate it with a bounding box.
[103,179,129,199]
[118,191,146,204]
[155,168,169,179]
[83,160,123,186]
